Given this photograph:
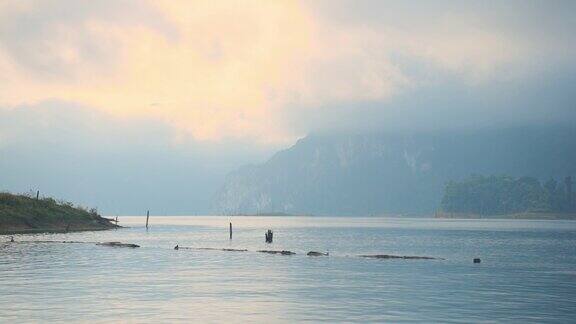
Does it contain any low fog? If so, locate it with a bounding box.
[1,0,575,214]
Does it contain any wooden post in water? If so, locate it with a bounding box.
[229,222,233,240]
[145,210,150,229]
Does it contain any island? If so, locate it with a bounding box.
[437,175,576,220]
[0,192,118,234]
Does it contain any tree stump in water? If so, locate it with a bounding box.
[265,229,273,243]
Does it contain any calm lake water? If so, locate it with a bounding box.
[1,216,575,323]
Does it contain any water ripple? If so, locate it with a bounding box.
[1,217,575,322]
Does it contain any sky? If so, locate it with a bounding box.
[1,0,575,214]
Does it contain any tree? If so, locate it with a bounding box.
[441,175,571,215]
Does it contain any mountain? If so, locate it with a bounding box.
[211,124,576,216]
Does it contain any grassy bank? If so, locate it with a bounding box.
[0,192,117,234]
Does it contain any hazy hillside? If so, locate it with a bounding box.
[212,125,576,216]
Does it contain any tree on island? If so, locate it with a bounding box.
[441,175,575,215]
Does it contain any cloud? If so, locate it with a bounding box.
[1,1,575,214]
[0,1,318,143]
[0,101,273,213]
[0,0,574,144]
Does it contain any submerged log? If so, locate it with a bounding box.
[37,240,89,244]
[175,247,247,252]
[14,240,93,244]
[195,247,247,252]
[221,248,247,252]
[96,241,140,248]
[258,250,295,255]
[307,251,329,256]
[359,254,442,260]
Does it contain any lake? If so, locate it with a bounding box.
[1,216,575,323]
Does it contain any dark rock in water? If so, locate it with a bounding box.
[360,254,442,260]
[174,245,179,250]
[258,250,295,255]
[96,242,140,248]
[474,258,481,263]
[307,251,329,256]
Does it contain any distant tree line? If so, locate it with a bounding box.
[441,175,575,215]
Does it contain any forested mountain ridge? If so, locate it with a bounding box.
[212,125,576,216]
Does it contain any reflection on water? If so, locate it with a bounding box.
[1,217,575,322]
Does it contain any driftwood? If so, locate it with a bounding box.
[307,251,329,256]
[30,241,140,248]
[220,248,247,252]
[258,250,295,255]
[96,242,140,248]
[194,247,247,252]
[16,240,92,244]
[359,254,442,260]
[175,246,247,252]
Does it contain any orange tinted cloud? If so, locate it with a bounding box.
[0,0,540,144]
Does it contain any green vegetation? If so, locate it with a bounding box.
[441,175,575,216]
[0,192,117,234]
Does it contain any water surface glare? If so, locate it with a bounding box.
[1,216,575,322]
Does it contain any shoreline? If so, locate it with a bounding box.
[435,211,576,220]
[0,226,118,235]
